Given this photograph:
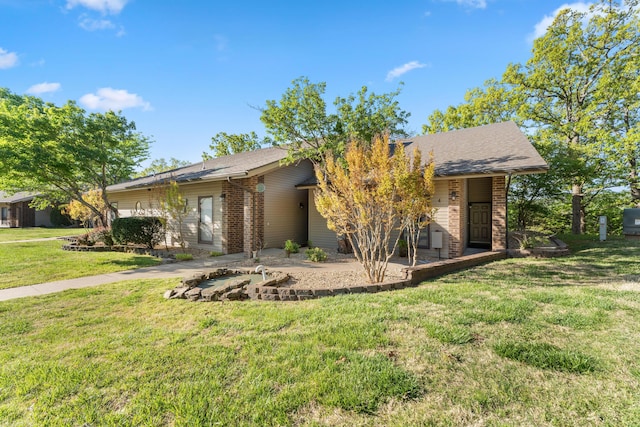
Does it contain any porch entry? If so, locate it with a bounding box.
[198,196,213,244]
[469,203,491,248]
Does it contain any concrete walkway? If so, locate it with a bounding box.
[0,253,246,302]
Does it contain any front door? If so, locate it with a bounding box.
[469,203,491,248]
[198,196,213,244]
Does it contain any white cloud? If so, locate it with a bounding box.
[443,0,487,9]
[79,17,115,31]
[386,61,428,82]
[66,0,128,14]
[79,88,151,111]
[26,82,61,95]
[0,47,18,69]
[528,2,593,42]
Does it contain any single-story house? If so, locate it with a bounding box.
[0,192,53,228]
[107,121,548,258]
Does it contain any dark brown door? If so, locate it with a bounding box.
[469,203,491,247]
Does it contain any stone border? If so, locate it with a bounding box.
[170,251,510,303]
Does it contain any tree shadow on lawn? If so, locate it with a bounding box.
[96,256,160,268]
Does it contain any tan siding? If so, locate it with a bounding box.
[424,180,450,258]
[263,162,313,248]
[308,190,338,250]
[111,181,223,251]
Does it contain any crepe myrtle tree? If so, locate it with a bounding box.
[315,135,435,283]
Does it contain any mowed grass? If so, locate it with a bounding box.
[0,240,160,290]
[0,235,639,426]
[0,227,84,242]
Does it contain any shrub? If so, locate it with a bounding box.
[284,239,300,257]
[50,206,72,227]
[306,247,327,262]
[90,227,114,246]
[175,253,193,261]
[209,251,224,257]
[112,217,163,249]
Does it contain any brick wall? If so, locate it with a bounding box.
[222,180,244,254]
[492,176,507,251]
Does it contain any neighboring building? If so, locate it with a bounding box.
[107,121,548,258]
[0,192,53,228]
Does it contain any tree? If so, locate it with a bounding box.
[503,0,640,233]
[260,77,409,165]
[135,158,191,178]
[162,181,188,249]
[203,131,265,160]
[315,135,434,283]
[396,148,435,266]
[65,189,108,228]
[0,88,150,227]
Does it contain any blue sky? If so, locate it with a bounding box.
[1,0,591,168]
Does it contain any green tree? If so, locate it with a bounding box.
[0,88,150,227]
[503,0,640,233]
[315,135,434,283]
[203,131,265,160]
[260,77,409,165]
[135,158,191,178]
[162,181,189,249]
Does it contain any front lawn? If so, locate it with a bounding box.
[0,240,160,290]
[0,227,84,242]
[0,235,638,425]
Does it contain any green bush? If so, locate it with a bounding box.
[89,227,114,246]
[175,253,193,261]
[50,206,72,227]
[209,251,224,257]
[305,247,327,262]
[284,239,300,256]
[112,217,163,249]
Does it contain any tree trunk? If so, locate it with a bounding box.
[571,184,583,235]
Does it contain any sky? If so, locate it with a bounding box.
[1,0,593,169]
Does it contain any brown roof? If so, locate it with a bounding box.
[0,191,36,203]
[398,121,548,177]
[107,146,289,192]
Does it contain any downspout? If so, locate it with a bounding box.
[226,176,257,256]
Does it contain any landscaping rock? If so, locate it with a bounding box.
[185,287,202,301]
[172,286,190,299]
[163,289,175,299]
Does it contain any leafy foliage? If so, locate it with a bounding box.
[260,77,409,164]
[0,88,150,227]
[64,189,109,228]
[315,135,435,282]
[305,247,327,262]
[111,217,163,249]
[134,158,191,178]
[204,131,266,159]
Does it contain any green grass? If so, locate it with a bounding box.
[0,240,160,290]
[0,234,639,425]
[0,227,84,242]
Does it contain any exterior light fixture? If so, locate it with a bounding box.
[450,191,457,201]
[299,202,305,209]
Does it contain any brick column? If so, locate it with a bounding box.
[448,179,464,258]
[222,180,244,254]
[242,176,265,257]
[492,176,507,251]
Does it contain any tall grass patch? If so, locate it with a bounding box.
[493,341,600,373]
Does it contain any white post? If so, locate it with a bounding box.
[599,216,607,241]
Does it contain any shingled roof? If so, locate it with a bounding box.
[107,146,289,192]
[0,191,36,203]
[398,121,548,177]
